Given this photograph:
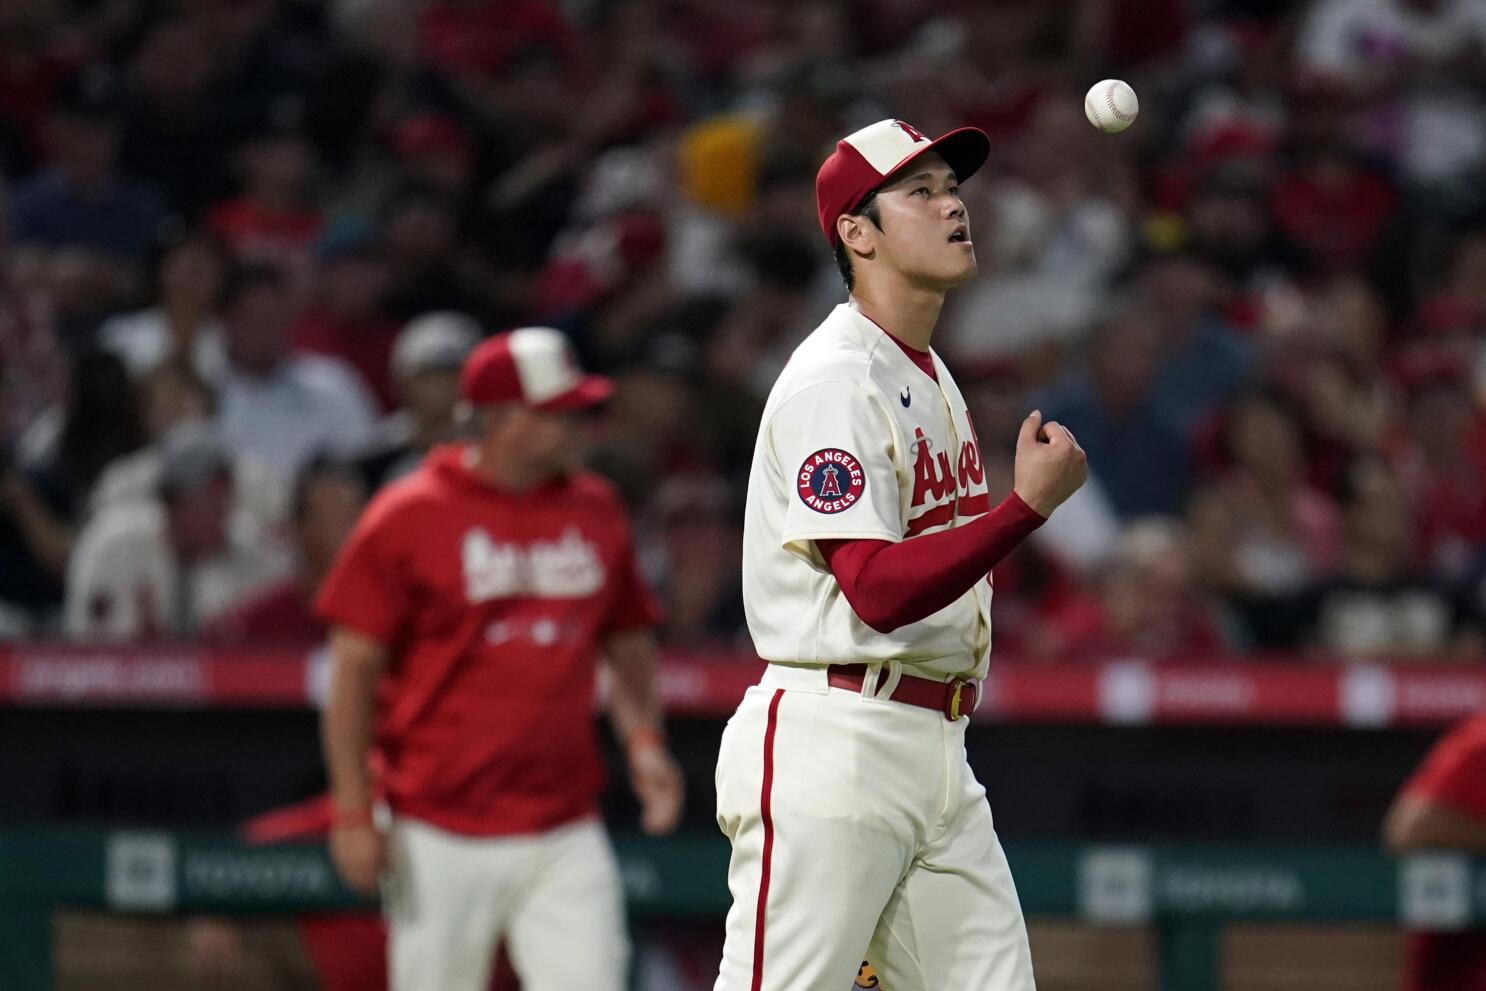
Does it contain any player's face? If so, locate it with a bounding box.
[865,152,976,290]
[506,406,584,477]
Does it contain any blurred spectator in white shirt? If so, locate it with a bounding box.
[1299,0,1486,184]
[90,360,290,530]
[97,230,229,387]
[215,264,377,479]
[64,424,289,641]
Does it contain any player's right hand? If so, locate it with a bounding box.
[329,822,386,896]
[1012,409,1088,518]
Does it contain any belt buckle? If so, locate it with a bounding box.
[946,679,967,721]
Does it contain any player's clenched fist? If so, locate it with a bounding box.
[1012,409,1088,518]
[329,821,386,896]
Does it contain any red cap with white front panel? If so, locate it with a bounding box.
[815,119,991,247]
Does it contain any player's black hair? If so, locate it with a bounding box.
[833,191,882,293]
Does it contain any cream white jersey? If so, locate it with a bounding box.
[742,302,995,679]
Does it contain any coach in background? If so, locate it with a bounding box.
[318,326,683,991]
[1384,713,1486,991]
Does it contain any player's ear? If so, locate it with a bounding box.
[838,215,875,260]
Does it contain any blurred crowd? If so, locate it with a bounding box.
[1,0,1486,662]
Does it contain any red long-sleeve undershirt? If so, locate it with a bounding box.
[818,492,1045,634]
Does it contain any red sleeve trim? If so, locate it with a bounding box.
[819,492,1044,633]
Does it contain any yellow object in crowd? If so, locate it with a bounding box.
[677,114,763,219]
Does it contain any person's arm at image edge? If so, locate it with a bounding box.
[1384,795,1486,854]
[1384,720,1486,854]
[321,625,389,895]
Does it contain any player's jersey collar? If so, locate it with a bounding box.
[840,303,940,384]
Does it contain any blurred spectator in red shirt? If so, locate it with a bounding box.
[418,0,579,82]
[1272,71,1396,277]
[207,454,365,645]
[1392,347,1486,584]
[1074,0,1189,70]
[925,5,1060,143]
[1054,517,1228,662]
[0,0,86,175]
[1411,229,1486,342]
[1385,712,1486,991]
[208,99,322,296]
[392,113,475,203]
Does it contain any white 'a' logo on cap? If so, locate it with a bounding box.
[842,119,932,175]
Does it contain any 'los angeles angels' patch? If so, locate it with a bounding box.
[796,448,866,513]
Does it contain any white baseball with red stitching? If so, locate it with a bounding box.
[1084,79,1139,133]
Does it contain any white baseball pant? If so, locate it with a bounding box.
[713,663,1036,991]
[383,815,628,991]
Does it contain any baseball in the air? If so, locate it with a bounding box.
[1084,79,1139,133]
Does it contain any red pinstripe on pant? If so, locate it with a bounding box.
[751,689,785,990]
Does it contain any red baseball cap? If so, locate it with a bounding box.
[816,119,991,247]
[460,327,613,411]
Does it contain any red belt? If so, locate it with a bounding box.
[826,664,978,721]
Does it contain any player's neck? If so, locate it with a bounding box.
[465,443,553,493]
[849,281,943,353]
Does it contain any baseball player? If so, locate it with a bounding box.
[714,119,1089,990]
[317,326,684,991]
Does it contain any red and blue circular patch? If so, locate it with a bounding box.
[796,448,866,514]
